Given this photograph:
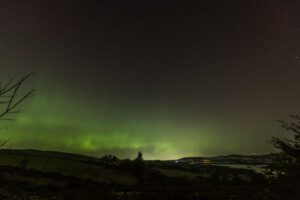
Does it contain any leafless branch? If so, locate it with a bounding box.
[0,73,34,120]
[0,138,11,147]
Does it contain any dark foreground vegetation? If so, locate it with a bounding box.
[0,163,278,200]
[0,147,299,200]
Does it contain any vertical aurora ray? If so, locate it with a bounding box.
[0,89,278,159]
[0,0,299,159]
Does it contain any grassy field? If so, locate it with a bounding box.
[0,149,206,182]
[157,168,200,179]
[0,149,137,185]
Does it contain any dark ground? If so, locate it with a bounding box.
[0,149,298,200]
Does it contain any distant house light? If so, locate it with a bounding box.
[202,159,211,164]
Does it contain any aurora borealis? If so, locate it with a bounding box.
[0,0,300,159]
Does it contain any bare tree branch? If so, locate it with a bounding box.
[0,73,34,122]
[0,138,11,147]
[0,73,33,96]
[0,74,34,148]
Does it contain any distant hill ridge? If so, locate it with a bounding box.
[0,149,279,164]
[179,153,279,160]
[0,149,94,161]
[177,153,279,164]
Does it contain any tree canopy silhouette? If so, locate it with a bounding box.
[269,115,300,200]
[271,114,300,163]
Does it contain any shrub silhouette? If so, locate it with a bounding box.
[19,157,29,170]
[269,114,300,199]
[100,154,119,166]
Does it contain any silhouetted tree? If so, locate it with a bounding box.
[271,114,300,163]
[136,151,143,162]
[270,114,300,199]
[0,74,34,146]
[134,151,145,181]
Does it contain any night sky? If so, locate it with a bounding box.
[0,0,299,159]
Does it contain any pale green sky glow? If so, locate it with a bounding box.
[0,90,281,160]
[1,0,299,159]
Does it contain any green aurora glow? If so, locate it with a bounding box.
[0,84,284,160]
[1,0,299,160]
